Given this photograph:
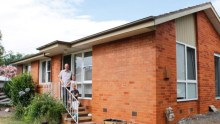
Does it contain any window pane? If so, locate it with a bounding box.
[75,53,82,82]
[176,44,186,80]
[177,83,186,99]
[84,84,92,98]
[28,65,31,72]
[77,84,82,97]
[188,83,197,99]
[215,56,220,97]
[47,61,51,71]
[63,55,71,69]
[187,47,196,80]
[41,61,46,83]
[84,51,92,81]
[47,72,51,82]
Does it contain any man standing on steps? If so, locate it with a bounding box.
[59,63,72,107]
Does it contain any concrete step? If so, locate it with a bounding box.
[79,116,92,122]
[79,122,96,124]
[0,101,11,105]
[79,107,86,111]
[0,92,5,96]
[0,98,10,102]
[79,111,89,116]
[65,116,92,122]
[0,95,7,99]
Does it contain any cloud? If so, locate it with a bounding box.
[212,0,220,15]
[0,0,127,54]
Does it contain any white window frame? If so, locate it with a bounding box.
[176,41,198,102]
[71,49,92,99]
[39,59,51,84]
[23,63,31,73]
[214,53,220,99]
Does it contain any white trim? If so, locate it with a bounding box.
[79,97,92,100]
[177,98,198,102]
[176,41,196,49]
[71,22,155,48]
[214,53,220,98]
[75,50,92,98]
[176,42,198,101]
[155,4,212,25]
[214,53,220,58]
[62,48,93,99]
[39,59,51,84]
[22,63,31,73]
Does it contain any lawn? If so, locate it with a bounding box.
[0,117,26,124]
[0,106,26,124]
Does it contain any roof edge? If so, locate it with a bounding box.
[11,52,43,65]
[70,16,155,44]
[37,40,70,50]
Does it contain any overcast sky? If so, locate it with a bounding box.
[0,0,219,54]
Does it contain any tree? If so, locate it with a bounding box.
[0,30,2,40]
[2,51,23,65]
[0,65,17,78]
[0,30,4,55]
[0,30,5,64]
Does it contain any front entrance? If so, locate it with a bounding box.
[63,50,92,99]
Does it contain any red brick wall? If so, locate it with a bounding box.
[196,11,220,113]
[155,20,178,124]
[155,19,199,124]
[30,61,39,85]
[155,11,220,124]
[16,65,23,75]
[92,32,157,124]
[51,54,62,99]
[80,99,92,113]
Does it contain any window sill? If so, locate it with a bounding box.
[79,97,92,100]
[215,97,220,100]
[177,98,198,102]
[39,82,52,84]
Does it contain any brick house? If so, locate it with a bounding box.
[12,2,220,124]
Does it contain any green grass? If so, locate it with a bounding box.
[0,117,27,124]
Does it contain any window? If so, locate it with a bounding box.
[40,60,51,83]
[73,51,92,98]
[176,42,197,100]
[23,64,31,73]
[215,54,220,98]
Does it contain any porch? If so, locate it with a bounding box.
[38,82,95,124]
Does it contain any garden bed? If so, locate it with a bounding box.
[177,111,220,124]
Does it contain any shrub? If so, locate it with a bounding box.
[14,103,26,119]
[3,81,11,98]
[25,93,65,123]
[4,73,35,107]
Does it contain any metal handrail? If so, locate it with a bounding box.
[61,82,79,124]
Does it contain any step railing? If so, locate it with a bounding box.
[42,83,53,95]
[60,82,79,124]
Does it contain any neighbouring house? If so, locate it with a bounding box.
[11,2,220,124]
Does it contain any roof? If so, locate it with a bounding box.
[11,52,43,64]
[12,2,220,65]
[70,16,155,45]
[37,40,71,50]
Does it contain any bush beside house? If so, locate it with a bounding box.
[3,73,65,123]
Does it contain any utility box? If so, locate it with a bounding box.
[104,119,127,124]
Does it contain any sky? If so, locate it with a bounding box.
[0,0,219,54]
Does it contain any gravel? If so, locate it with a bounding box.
[177,111,220,124]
